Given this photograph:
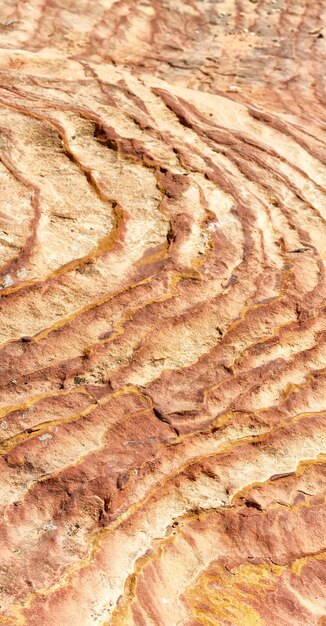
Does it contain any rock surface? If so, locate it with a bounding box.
[0,1,325,625]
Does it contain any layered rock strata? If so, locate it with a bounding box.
[0,1,325,625]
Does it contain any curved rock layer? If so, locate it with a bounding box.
[0,1,325,625]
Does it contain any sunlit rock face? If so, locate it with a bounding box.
[0,1,325,625]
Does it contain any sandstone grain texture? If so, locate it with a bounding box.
[0,1,325,625]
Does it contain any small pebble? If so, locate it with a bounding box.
[39,433,53,442]
[2,274,14,288]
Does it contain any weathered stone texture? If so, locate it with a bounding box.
[0,1,325,624]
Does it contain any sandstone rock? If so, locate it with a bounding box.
[0,1,325,625]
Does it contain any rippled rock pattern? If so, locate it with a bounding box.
[0,1,325,625]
